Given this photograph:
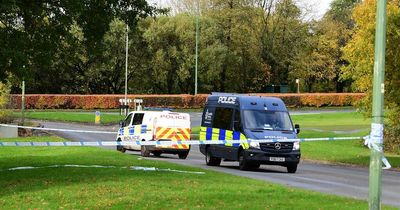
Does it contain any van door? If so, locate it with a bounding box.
[123,113,133,140]
[212,107,234,158]
[131,113,145,150]
[231,109,243,160]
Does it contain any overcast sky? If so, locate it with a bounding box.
[147,0,333,19]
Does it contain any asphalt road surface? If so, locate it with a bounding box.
[33,112,400,208]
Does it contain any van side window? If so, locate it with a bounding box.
[132,113,145,125]
[213,107,233,130]
[125,114,133,126]
[233,110,242,132]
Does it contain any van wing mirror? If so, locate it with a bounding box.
[295,124,300,134]
[234,120,242,132]
[119,120,125,128]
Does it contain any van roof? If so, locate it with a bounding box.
[207,93,288,112]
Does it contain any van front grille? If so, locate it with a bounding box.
[260,142,293,153]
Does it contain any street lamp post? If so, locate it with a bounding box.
[369,0,387,209]
[296,79,300,94]
[125,24,129,115]
[194,0,199,95]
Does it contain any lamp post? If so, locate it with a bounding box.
[369,0,387,209]
[125,24,129,107]
[296,79,300,94]
[194,0,199,95]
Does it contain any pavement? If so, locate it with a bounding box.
[29,110,400,208]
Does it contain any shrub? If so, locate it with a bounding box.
[9,93,365,110]
[0,82,12,123]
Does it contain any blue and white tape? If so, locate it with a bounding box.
[364,123,391,169]
[0,124,391,169]
[0,137,364,147]
[0,124,115,134]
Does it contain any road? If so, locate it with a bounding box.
[33,111,400,208]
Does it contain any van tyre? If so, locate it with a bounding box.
[251,163,260,169]
[287,164,298,173]
[153,151,162,157]
[116,139,126,153]
[141,146,150,157]
[239,150,252,171]
[205,147,221,166]
[178,151,189,159]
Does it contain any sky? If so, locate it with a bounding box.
[147,0,334,20]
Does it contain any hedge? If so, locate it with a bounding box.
[9,93,365,109]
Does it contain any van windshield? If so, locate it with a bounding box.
[243,110,293,131]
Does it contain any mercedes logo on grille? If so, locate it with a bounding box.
[274,143,281,150]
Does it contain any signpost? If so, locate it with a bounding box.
[119,98,132,116]
[369,0,387,209]
[134,99,143,111]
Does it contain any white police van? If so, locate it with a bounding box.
[199,93,301,173]
[117,110,191,159]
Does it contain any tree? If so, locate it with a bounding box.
[342,0,400,152]
[260,0,309,89]
[0,0,158,92]
[0,82,11,123]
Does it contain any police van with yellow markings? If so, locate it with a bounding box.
[199,93,301,173]
[117,110,191,159]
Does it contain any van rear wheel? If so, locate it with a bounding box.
[205,147,221,166]
[152,151,162,157]
[178,151,189,159]
[141,146,150,157]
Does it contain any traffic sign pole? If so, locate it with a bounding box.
[369,0,387,209]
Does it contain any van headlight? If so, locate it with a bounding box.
[249,141,260,149]
[293,141,300,150]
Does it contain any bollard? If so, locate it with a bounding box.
[95,111,101,124]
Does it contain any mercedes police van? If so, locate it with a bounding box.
[199,93,301,173]
[117,110,191,159]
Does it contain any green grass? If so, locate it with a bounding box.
[0,137,393,209]
[292,112,399,168]
[291,112,370,131]
[13,111,124,124]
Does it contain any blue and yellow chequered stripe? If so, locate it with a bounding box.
[119,125,151,137]
[199,127,249,149]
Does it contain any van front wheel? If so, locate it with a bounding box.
[287,164,298,173]
[239,150,252,171]
[205,147,221,166]
[116,139,126,153]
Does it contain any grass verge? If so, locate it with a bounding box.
[293,113,399,168]
[0,136,393,209]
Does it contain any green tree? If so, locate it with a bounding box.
[342,0,400,152]
[260,0,309,88]
[0,0,158,92]
[0,82,11,123]
[144,14,197,94]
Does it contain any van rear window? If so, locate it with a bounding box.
[213,107,233,130]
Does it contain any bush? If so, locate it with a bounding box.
[9,93,365,110]
[0,82,12,123]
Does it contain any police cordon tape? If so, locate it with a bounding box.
[0,124,115,134]
[0,137,364,147]
[0,124,391,169]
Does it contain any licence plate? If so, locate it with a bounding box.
[269,157,285,162]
